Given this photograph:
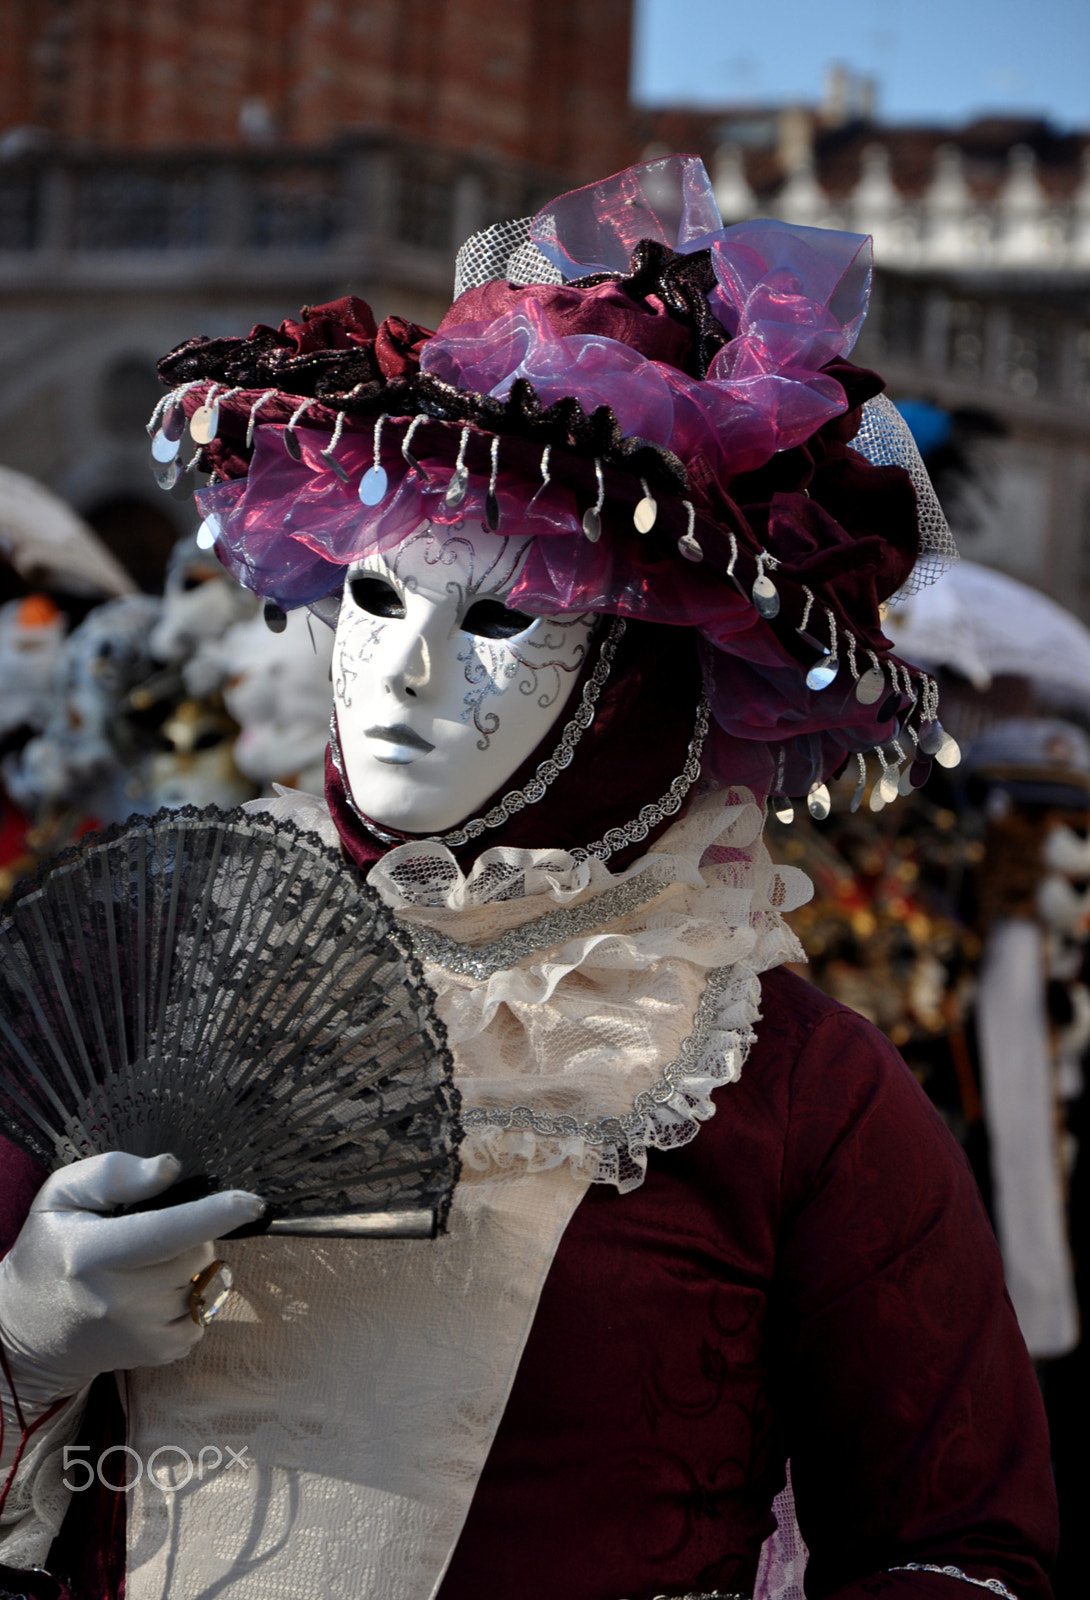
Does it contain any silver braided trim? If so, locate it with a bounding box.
[332,617,709,863]
[462,961,747,1148]
[890,1566,1020,1600]
[624,1591,748,1599]
[331,618,626,851]
[571,695,710,864]
[406,868,671,980]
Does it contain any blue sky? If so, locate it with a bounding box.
[633,0,1090,128]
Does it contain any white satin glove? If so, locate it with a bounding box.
[0,1152,265,1407]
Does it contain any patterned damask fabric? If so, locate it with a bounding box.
[126,1174,587,1600]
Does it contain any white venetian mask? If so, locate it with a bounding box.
[332,522,598,833]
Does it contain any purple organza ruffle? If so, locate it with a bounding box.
[421,173,871,479]
[196,425,585,607]
[530,154,724,279]
[527,154,870,356]
[706,217,871,357]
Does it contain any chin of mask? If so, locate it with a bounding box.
[332,523,598,834]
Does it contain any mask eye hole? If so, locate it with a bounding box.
[463,598,536,640]
[349,575,405,618]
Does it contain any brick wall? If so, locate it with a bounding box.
[0,0,634,181]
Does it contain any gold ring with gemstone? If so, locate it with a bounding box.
[188,1259,234,1326]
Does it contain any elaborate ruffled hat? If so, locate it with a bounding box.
[150,155,957,819]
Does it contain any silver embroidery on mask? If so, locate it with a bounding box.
[458,615,592,752]
[333,609,383,704]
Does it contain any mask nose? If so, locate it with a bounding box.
[380,630,430,701]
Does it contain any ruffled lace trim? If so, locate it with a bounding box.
[461,953,767,1192]
[365,788,811,1193]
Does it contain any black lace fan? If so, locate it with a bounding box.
[0,808,460,1238]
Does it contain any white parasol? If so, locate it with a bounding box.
[884,559,1090,710]
[0,464,137,598]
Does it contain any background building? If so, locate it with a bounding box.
[0,0,632,175]
[0,0,633,587]
[636,76,1090,619]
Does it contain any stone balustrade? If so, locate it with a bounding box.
[0,134,559,298]
[714,139,1090,274]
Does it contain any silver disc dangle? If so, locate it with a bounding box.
[633,479,658,533]
[806,654,839,692]
[918,720,945,757]
[752,570,780,619]
[359,466,387,505]
[321,448,350,484]
[855,665,885,706]
[444,466,468,509]
[935,732,962,769]
[151,428,181,465]
[877,765,900,804]
[161,399,187,442]
[189,402,220,446]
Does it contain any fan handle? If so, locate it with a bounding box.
[119,1178,437,1240]
[265,1210,438,1239]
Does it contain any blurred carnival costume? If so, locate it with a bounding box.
[0,157,1055,1600]
[964,719,1089,1361]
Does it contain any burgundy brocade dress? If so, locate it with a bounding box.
[0,969,1057,1600]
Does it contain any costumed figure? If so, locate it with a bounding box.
[212,606,335,796]
[963,718,1088,1363]
[0,157,1056,1600]
[0,596,68,901]
[3,595,163,829]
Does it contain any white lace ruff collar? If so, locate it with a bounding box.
[371,788,810,1193]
